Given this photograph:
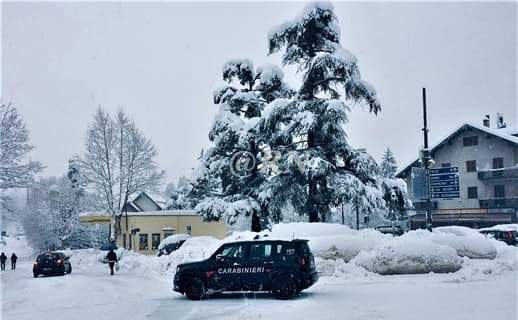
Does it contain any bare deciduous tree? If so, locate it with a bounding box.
[0,103,43,191]
[75,107,165,240]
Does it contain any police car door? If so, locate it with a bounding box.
[211,243,247,291]
[244,242,275,291]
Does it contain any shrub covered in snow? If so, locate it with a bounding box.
[352,238,463,275]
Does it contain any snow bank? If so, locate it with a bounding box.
[271,222,356,237]
[271,222,389,261]
[352,238,463,275]
[0,235,33,258]
[62,223,516,280]
[403,229,497,259]
[479,224,518,232]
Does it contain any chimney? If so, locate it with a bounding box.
[497,113,507,129]
[483,114,490,128]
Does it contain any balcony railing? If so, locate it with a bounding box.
[479,198,518,209]
[478,167,518,180]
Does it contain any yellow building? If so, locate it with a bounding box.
[117,210,227,255]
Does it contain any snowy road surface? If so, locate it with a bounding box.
[1,257,516,320]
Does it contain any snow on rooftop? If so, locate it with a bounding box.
[397,122,518,177]
[79,211,110,217]
[123,210,199,217]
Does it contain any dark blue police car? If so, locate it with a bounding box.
[174,239,318,300]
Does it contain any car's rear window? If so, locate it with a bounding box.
[37,253,57,261]
[295,242,310,256]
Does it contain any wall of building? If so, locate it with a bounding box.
[117,214,227,255]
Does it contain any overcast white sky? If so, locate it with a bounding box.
[2,1,517,184]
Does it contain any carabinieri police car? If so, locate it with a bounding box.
[173,238,318,300]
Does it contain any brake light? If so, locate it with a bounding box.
[299,257,306,266]
[33,262,38,266]
[57,259,63,265]
[507,232,514,239]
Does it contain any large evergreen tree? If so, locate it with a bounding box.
[191,3,410,228]
[261,3,384,222]
[380,147,398,178]
[192,60,294,229]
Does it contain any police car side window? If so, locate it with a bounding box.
[221,244,245,259]
[250,244,272,258]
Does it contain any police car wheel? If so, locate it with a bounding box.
[185,277,205,300]
[273,276,296,300]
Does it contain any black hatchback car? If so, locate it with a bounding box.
[174,239,318,300]
[33,252,72,277]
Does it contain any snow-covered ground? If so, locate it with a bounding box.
[1,224,517,320]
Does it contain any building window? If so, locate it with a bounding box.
[123,234,127,249]
[492,157,504,169]
[151,234,161,250]
[494,185,505,198]
[139,234,148,250]
[466,160,477,172]
[441,163,451,168]
[467,187,478,199]
[164,231,174,239]
[463,136,478,147]
[186,225,192,235]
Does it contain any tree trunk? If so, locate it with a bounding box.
[251,211,261,232]
[111,214,122,243]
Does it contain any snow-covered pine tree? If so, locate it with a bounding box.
[165,176,193,210]
[261,3,384,222]
[191,60,293,230]
[380,147,398,178]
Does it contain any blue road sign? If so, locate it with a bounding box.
[430,186,459,193]
[429,167,459,174]
[429,166,460,199]
[429,173,459,181]
[411,167,428,200]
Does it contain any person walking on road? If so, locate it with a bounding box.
[106,249,118,275]
[10,253,17,270]
[0,252,6,271]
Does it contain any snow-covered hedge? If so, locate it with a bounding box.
[352,238,463,275]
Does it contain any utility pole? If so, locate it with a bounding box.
[341,202,345,225]
[421,88,433,232]
[356,206,360,230]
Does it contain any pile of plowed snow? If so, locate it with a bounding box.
[0,235,34,258]
[65,223,516,278]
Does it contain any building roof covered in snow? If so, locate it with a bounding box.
[396,122,518,178]
[123,191,168,212]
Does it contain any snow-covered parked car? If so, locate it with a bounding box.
[479,224,518,246]
[157,234,191,257]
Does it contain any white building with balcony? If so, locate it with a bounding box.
[397,119,518,229]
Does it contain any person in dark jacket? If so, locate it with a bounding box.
[10,253,17,270]
[0,252,6,271]
[106,249,118,275]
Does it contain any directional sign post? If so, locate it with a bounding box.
[429,167,460,199]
